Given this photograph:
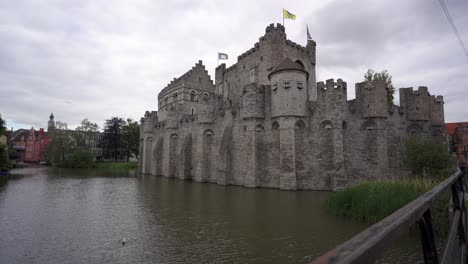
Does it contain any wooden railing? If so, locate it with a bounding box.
[311,166,467,264]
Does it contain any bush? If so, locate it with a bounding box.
[58,148,94,168]
[404,136,453,178]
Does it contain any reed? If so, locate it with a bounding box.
[325,178,436,224]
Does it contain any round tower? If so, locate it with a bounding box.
[268,58,308,118]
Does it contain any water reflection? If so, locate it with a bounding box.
[0,168,422,263]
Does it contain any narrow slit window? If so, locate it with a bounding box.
[297,81,303,89]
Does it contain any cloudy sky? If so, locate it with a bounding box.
[0,0,467,130]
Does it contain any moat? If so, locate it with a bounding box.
[1,167,423,263]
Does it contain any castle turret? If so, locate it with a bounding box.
[356,80,388,118]
[430,95,444,125]
[259,23,287,72]
[399,86,430,121]
[268,58,308,118]
[316,78,347,119]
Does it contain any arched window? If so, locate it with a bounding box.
[320,120,333,130]
[256,124,264,132]
[342,121,347,129]
[294,120,306,130]
[190,90,196,101]
[361,120,377,131]
[173,92,178,100]
[272,121,280,131]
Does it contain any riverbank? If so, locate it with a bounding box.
[56,161,138,170]
[325,178,435,224]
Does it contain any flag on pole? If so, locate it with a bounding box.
[218,53,228,60]
[283,9,296,20]
[307,25,312,41]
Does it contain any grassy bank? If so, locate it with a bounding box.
[325,179,435,224]
[57,161,138,170]
[94,162,138,170]
[325,177,451,237]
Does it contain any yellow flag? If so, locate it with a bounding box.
[283,8,296,20]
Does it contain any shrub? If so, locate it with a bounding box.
[404,136,453,178]
[58,148,94,168]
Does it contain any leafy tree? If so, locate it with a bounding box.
[404,135,453,178]
[364,69,396,105]
[60,148,94,168]
[0,115,8,170]
[122,118,140,161]
[0,114,6,136]
[101,117,126,161]
[46,121,75,163]
[76,118,99,132]
[0,144,8,170]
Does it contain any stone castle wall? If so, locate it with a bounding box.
[138,24,445,191]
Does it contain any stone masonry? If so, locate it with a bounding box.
[139,23,445,191]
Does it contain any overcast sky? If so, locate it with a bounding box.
[0,0,467,130]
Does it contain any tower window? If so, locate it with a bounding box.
[297,81,303,89]
[284,80,291,89]
[273,83,278,91]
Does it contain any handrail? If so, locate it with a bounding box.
[311,166,466,264]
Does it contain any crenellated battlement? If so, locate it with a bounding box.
[317,78,348,91]
[265,23,285,34]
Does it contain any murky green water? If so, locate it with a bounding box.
[0,167,423,263]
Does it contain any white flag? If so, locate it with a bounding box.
[218,52,228,60]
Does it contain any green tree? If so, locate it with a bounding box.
[0,115,8,170]
[101,117,126,161]
[364,69,396,105]
[60,148,94,168]
[0,114,6,136]
[76,118,99,132]
[404,135,453,177]
[46,121,75,163]
[122,118,140,161]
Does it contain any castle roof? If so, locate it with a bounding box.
[268,58,309,80]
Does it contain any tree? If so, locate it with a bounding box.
[0,114,6,136]
[404,135,453,178]
[364,69,396,105]
[76,118,99,132]
[121,118,140,161]
[46,121,75,163]
[101,117,126,161]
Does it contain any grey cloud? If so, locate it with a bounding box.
[0,0,467,130]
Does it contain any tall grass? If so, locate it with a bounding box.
[325,178,436,224]
[94,162,138,170]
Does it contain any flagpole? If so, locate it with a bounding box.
[283,12,284,26]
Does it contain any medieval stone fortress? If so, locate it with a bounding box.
[139,23,445,191]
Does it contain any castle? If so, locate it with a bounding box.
[139,23,445,191]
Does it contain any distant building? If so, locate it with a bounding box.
[47,113,105,160]
[10,128,50,162]
[445,122,468,164]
